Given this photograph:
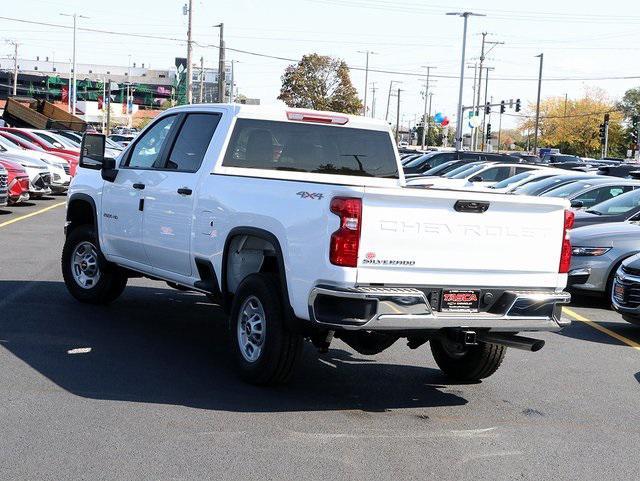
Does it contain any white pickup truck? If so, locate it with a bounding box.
[63,104,572,385]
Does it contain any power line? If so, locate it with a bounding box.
[3,15,640,83]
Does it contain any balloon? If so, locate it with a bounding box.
[441,117,450,127]
[434,112,444,124]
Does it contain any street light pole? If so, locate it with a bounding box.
[395,88,402,143]
[370,82,377,118]
[11,41,18,96]
[533,53,544,155]
[357,50,377,116]
[420,66,436,150]
[385,80,401,122]
[447,11,485,151]
[60,12,88,115]
[185,0,193,104]
[427,92,433,146]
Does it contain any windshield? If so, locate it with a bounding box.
[513,175,587,195]
[0,132,45,152]
[490,171,534,189]
[403,151,439,168]
[223,119,399,178]
[447,163,485,179]
[421,160,460,176]
[542,180,605,198]
[442,162,483,178]
[587,188,640,215]
[105,138,123,150]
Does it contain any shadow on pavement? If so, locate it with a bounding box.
[0,280,467,413]
[568,293,610,310]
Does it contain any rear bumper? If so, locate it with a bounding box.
[308,285,571,332]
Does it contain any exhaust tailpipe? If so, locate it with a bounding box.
[477,333,545,352]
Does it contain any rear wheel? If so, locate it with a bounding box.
[229,273,303,385]
[430,337,506,381]
[62,225,127,304]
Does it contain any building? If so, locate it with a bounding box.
[0,56,233,108]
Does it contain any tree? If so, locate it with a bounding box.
[618,87,640,119]
[278,53,363,114]
[518,88,624,157]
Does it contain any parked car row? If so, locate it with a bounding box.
[0,127,92,208]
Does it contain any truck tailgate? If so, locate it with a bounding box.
[357,187,568,289]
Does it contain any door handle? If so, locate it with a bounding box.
[177,187,192,195]
[133,183,145,190]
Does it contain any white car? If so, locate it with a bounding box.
[407,163,546,190]
[0,135,71,192]
[62,105,572,385]
[398,140,409,148]
[479,167,572,193]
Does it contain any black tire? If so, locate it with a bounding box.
[430,338,506,382]
[229,273,303,385]
[61,224,127,304]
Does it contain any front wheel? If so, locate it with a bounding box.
[430,337,506,382]
[61,225,127,304]
[229,273,303,385]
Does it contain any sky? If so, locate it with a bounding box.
[3,0,640,133]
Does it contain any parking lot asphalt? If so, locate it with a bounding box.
[1,197,639,481]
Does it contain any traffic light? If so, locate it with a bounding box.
[604,113,610,124]
[598,123,605,143]
[632,115,639,128]
[486,123,492,141]
[500,100,505,114]
[515,98,521,112]
[485,102,491,114]
[631,130,638,144]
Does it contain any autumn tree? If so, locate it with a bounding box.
[518,88,624,157]
[278,54,363,114]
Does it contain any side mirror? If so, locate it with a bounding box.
[80,133,106,169]
[570,199,584,208]
[469,175,483,182]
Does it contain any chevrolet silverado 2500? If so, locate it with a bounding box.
[62,104,572,385]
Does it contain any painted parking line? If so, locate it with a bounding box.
[0,202,65,229]
[563,307,640,351]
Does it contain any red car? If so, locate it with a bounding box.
[0,158,30,204]
[0,127,80,177]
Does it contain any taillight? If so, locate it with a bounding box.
[287,111,349,125]
[329,197,362,267]
[559,209,574,273]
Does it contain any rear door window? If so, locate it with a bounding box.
[223,119,398,178]
[477,166,512,181]
[165,113,221,172]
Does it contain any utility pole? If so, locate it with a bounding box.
[467,63,478,150]
[533,53,544,155]
[447,11,485,150]
[385,80,401,122]
[420,66,436,150]
[480,66,494,151]
[230,59,237,103]
[564,93,568,117]
[474,33,487,150]
[395,88,402,143]
[604,113,610,157]
[214,23,225,103]
[60,13,88,114]
[185,0,194,104]
[370,82,377,118]
[11,41,18,96]
[427,92,433,147]
[199,56,204,103]
[497,103,503,153]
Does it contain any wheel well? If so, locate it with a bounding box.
[66,198,95,235]
[225,234,279,295]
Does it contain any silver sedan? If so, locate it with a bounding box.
[567,222,640,296]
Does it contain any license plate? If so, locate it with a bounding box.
[441,289,480,312]
[614,284,625,300]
